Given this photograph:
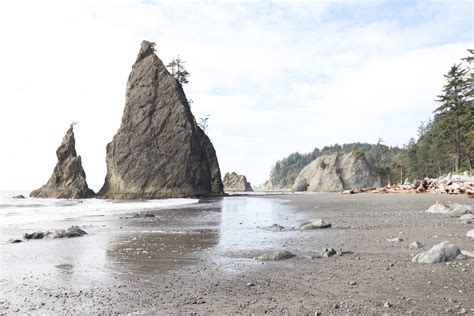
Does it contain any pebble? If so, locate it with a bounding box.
[246,282,255,287]
[349,281,357,286]
[383,302,391,308]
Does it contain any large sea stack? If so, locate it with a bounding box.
[30,126,95,198]
[293,152,382,192]
[98,41,223,199]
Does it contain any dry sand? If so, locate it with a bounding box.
[1,193,473,314]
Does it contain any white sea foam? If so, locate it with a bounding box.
[0,197,199,227]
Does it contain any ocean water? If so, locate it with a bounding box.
[0,194,199,228]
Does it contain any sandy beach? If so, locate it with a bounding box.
[1,193,473,314]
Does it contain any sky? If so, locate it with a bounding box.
[0,0,472,192]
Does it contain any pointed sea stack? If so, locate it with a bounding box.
[30,126,95,198]
[98,40,224,199]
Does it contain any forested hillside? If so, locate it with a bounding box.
[269,49,473,189]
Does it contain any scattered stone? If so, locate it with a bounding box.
[383,302,391,308]
[246,282,255,287]
[12,195,25,199]
[23,226,87,240]
[460,214,474,220]
[467,230,474,239]
[349,281,357,286]
[254,251,295,261]
[387,237,404,242]
[342,190,356,194]
[8,239,23,243]
[268,224,285,232]
[30,126,95,199]
[333,303,340,309]
[98,40,223,199]
[307,247,338,259]
[409,241,424,249]
[425,201,473,217]
[412,241,466,264]
[298,219,331,230]
[223,172,253,192]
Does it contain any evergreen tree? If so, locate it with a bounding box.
[167,56,190,85]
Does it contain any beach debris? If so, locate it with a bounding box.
[12,194,25,199]
[298,219,331,230]
[467,230,474,239]
[268,224,285,232]
[342,190,356,194]
[254,250,295,261]
[425,201,473,217]
[387,237,404,242]
[409,241,424,249]
[412,241,466,264]
[23,225,87,240]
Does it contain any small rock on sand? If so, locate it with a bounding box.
[412,241,466,263]
[298,219,331,230]
[409,241,424,249]
[268,224,284,232]
[467,230,474,239]
[255,251,295,261]
[23,226,87,240]
[8,239,23,243]
[307,247,338,259]
[425,201,473,217]
[12,194,25,199]
[387,237,404,242]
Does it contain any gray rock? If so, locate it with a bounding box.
[268,224,285,232]
[23,226,87,240]
[12,195,25,199]
[254,251,295,261]
[460,214,474,220]
[412,241,466,263]
[98,41,223,199]
[383,302,391,308]
[293,152,382,192]
[467,230,474,239]
[409,241,424,249]
[298,219,331,230]
[30,126,95,199]
[307,247,338,258]
[24,232,45,240]
[223,172,253,192]
[425,201,473,217]
[9,239,23,243]
[387,237,404,242]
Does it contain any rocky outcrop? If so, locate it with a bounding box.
[98,41,223,199]
[223,172,253,192]
[292,152,381,192]
[30,126,95,199]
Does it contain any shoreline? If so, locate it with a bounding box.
[0,193,473,314]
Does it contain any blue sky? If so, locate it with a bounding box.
[0,0,472,191]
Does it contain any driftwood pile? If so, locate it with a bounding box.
[343,172,474,198]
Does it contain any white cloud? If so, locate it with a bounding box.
[0,0,471,191]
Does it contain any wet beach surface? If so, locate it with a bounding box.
[1,194,473,314]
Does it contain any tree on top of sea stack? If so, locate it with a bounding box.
[30,124,95,199]
[98,40,224,199]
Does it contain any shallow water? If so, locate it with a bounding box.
[0,196,309,290]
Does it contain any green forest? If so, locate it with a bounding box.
[269,49,474,188]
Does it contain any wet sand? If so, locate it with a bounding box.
[1,193,473,314]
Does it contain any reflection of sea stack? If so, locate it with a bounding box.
[223,172,253,192]
[30,126,95,199]
[293,152,381,192]
[98,40,223,199]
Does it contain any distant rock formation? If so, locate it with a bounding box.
[98,40,223,199]
[30,126,95,198]
[223,172,253,192]
[292,152,381,192]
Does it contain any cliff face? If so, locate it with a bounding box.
[223,172,253,192]
[30,126,95,198]
[293,152,381,192]
[98,40,223,199]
